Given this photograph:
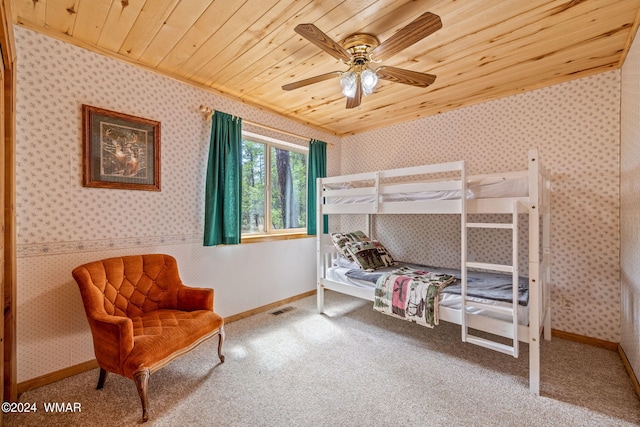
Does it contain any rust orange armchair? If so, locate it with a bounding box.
[72,254,224,422]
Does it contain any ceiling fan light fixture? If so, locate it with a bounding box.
[340,71,357,98]
[286,13,442,108]
[361,68,378,95]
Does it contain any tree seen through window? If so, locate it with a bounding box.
[241,138,306,234]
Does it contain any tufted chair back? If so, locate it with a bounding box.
[76,254,182,318]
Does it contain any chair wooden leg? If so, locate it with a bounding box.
[133,369,150,422]
[218,326,225,363]
[97,368,108,389]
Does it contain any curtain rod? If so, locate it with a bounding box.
[198,105,333,146]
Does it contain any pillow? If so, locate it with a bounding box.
[333,256,361,270]
[331,231,369,261]
[371,240,395,267]
[323,180,373,190]
[345,240,387,271]
[323,182,353,190]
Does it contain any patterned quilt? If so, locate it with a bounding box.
[373,266,456,327]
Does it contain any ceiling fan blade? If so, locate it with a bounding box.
[282,71,342,91]
[346,74,362,109]
[370,12,442,62]
[294,24,352,62]
[376,66,436,87]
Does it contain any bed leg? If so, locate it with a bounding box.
[317,283,325,314]
[544,307,552,341]
[529,336,540,395]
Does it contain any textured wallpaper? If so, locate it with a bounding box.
[621,31,640,381]
[341,71,621,342]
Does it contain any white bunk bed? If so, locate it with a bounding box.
[316,148,551,394]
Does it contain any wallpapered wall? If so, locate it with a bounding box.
[14,26,340,382]
[341,71,621,343]
[621,31,640,381]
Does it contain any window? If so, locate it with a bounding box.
[241,132,307,236]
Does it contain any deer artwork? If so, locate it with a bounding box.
[105,128,142,177]
[105,128,127,174]
[125,146,140,177]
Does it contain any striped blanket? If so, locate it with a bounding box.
[373,266,456,327]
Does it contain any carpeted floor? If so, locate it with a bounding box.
[5,291,640,426]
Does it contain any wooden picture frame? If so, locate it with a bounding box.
[82,104,161,191]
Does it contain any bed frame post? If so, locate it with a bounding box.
[460,161,468,342]
[511,199,519,358]
[528,148,541,395]
[317,177,325,314]
[543,170,552,340]
[367,172,378,239]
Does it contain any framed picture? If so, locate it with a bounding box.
[82,104,161,191]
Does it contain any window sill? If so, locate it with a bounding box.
[241,232,312,244]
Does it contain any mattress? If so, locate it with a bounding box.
[324,174,529,204]
[326,264,529,325]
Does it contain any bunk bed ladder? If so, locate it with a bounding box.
[461,201,520,358]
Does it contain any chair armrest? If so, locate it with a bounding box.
[177,286,213,312]
[88,313,134,374]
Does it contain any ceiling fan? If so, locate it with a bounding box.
[282,12,442,109]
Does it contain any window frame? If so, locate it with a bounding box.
[241,131,309,239]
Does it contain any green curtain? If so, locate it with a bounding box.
[307,139,328,235]
[203,111,242,246]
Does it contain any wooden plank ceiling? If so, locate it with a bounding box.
[11,0,640,136]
